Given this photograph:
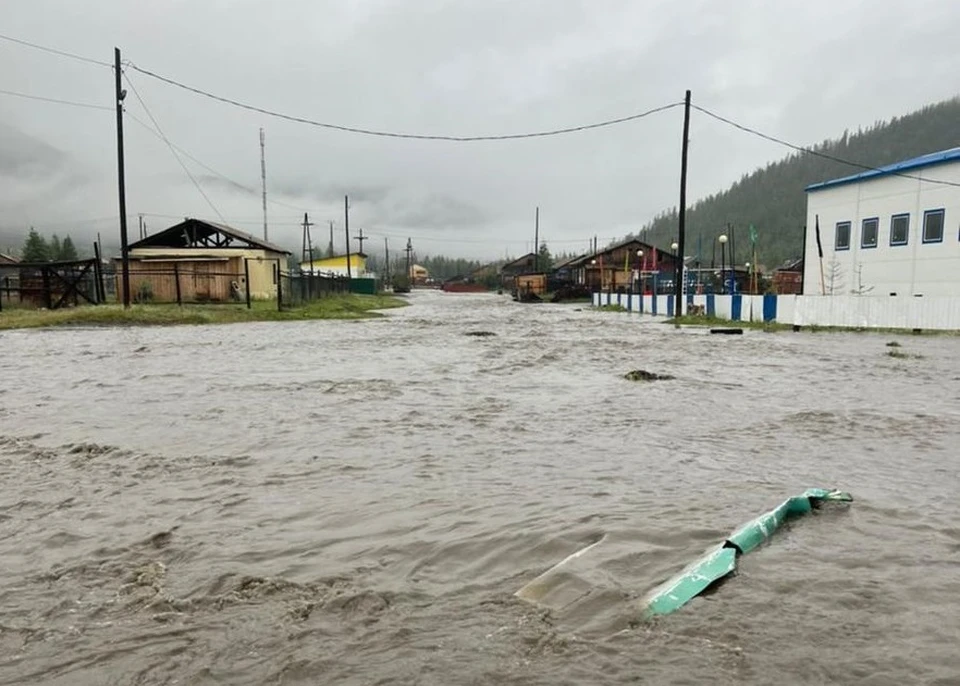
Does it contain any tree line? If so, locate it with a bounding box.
[628,97,960,269]
[20,228,81,262]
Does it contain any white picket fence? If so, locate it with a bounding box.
[593,291,960,330]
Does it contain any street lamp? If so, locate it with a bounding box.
[591,259,598,292]
[670,242,680,296]
[745,261,751,295]
[636,249,643,294]
[718,234,728,294]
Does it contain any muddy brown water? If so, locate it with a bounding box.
[2,291,959,685]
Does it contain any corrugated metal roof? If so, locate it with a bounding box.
[805,147,960,192]
[128,218,292,254]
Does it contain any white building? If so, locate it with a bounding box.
[803,148,960,296]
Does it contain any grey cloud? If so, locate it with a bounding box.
[0,123,65,176]
[2,0,959,258]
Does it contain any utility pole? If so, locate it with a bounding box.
[384,237,390,284]
[405,238,413,283]
[675,89,691,323]
[260,128,268,241]
[328,221,334,258]
[301,213,314,273]
[344,195,352,279]
[114,47,130,308]
[534,206,539,272]
[354,228,368,256]
[138,214,144,240]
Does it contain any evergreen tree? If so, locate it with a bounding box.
[537,243,553,271]
[60,235,78,260]
[21,228,50,262]
[49,234,62,261]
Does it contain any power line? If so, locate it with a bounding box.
[692,103,960,189]
[0,87,112,110]
[126,63,682,141]
[0,32,111,67]
[122,72,227,223]
[124,110,313,213]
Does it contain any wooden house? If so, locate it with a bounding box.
[118,219,291,302]
[772,258,803,294]
[569,238,681,293]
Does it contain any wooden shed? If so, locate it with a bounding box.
[117,219,291,303]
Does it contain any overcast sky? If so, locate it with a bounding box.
[2,0,959,259]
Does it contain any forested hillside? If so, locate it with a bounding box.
[631,97,960,268]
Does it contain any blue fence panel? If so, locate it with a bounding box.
[731,295,742,321]
[763,294,777,322]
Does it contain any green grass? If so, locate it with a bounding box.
[0,294,408,330]
[667,315,791,331]
[665,314,958,336]
[597,304,628,312]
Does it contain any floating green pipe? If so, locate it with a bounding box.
[642,488,853,618]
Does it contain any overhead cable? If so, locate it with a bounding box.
[126,63,682,141]
[0,87,112,110]
[693,104,960,188]
[123,73,227,223]
[124,111,313,213]
[0,32,111,67]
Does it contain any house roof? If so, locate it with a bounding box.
[128,218,292,254]
[501,252,537,269]
[0,252,19,264]
[805,147,960,193]
[776,257,804,272]
[553,253,588,270]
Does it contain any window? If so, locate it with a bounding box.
[861,217,879,248]
[923,209,945,243]
[890,214,909,246]
[835,222,851,250]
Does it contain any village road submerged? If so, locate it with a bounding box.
[2,290,959,685]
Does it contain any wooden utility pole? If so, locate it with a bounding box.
[354,228,368,256]
[114,47,130,308]
[405,238,413,281]
[301,213,314,272]
[344,195,352,279]
[675,89,691,322]
[260,128,268,241]
[384,237,390,284]
[534,206,539,272]
[328,221,334,258]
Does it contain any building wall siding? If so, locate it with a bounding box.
[804,162,960,296]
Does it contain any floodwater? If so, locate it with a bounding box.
[2,291,959,685]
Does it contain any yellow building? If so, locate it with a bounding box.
[300,252,368,277]
[409,263,429,284]
[117,219,291,302]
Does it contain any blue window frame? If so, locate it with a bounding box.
[890,214,909,246]
[923,209,945,244]
[861,217,879,248]
[835,221,851,251]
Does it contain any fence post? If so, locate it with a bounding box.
[276,260,283,311]
[42,267,52,309]
[92,241,105,303]
[174,262,182,306]
[243,258,251,309]
[0,277,3,312]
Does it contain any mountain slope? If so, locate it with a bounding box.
[632,97,960,268]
